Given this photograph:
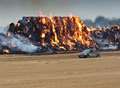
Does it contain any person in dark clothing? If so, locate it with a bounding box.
[8,23,16,33]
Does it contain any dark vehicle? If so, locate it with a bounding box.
[79,49,100,58]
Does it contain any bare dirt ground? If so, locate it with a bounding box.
[0,51,120,88]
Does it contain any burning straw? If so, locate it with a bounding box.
[5,16,95,54]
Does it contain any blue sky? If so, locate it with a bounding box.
[0,0,120,26]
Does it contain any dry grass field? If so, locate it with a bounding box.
[0,51,120,88]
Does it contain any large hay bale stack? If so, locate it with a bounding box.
[9,16,94,51]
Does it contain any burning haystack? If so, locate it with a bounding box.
[3,16,95,54]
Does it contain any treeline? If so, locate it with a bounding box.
[84,16,120,27]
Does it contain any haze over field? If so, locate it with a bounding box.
[0,0,120,26]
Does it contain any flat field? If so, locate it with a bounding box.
[0,51,120,88]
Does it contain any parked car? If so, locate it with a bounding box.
[79,48,100,58]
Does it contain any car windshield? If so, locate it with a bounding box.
[82,49,91,54]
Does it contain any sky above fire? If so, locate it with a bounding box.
[0,0,120,26]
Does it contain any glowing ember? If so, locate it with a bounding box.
[3,49,10,54]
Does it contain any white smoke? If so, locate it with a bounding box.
[9,35,38,53]
[0,26,8,34]
[0,26,39,53]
